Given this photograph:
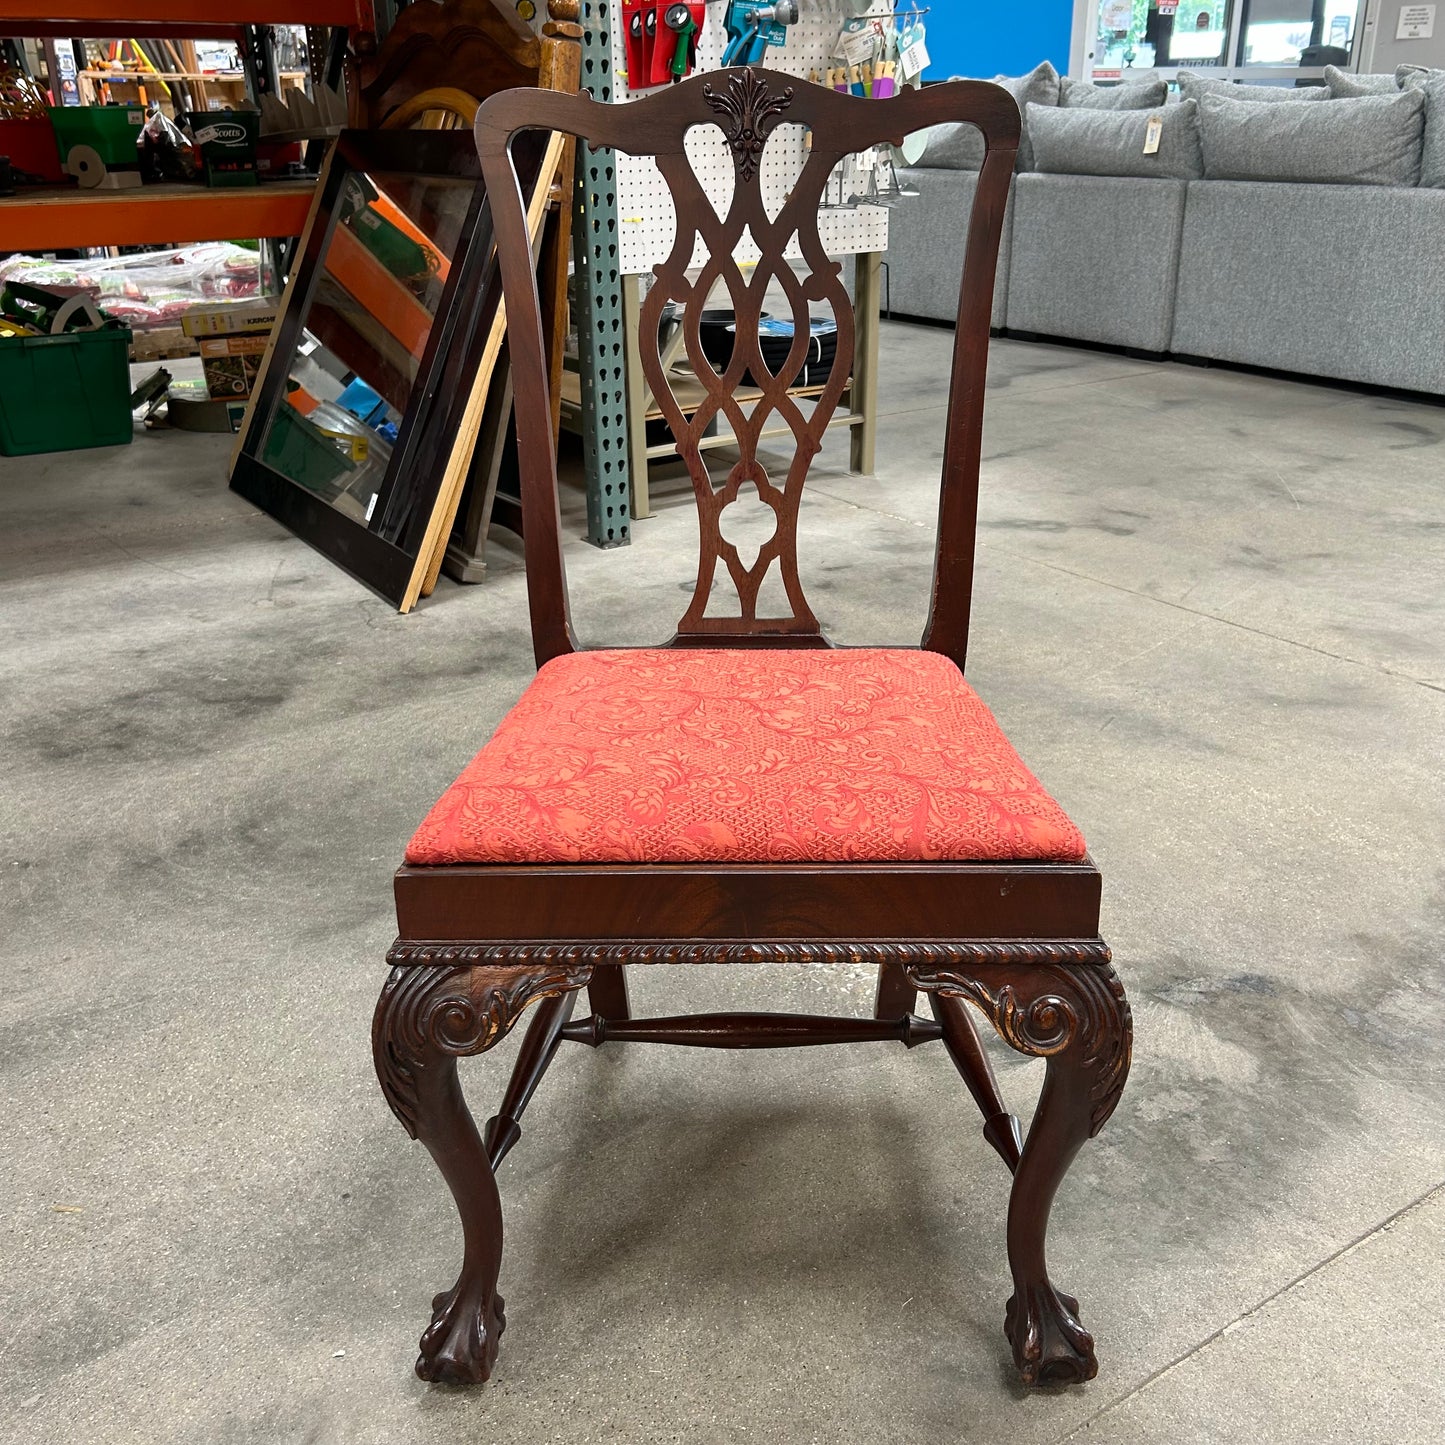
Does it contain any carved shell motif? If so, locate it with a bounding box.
[703,69,795,182]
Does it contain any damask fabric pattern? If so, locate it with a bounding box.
[406,649,1087,866]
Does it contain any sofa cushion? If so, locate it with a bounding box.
[1178,73,1326,103]
[915,60,1059,172]
[1172,180,1445,393]
[889,169,1014,327]
[1324,65,1399,96]
[1399,67,1445,187]
[1197,88,1425,186]
[1008,174,1188,353]
[1059,75,1167,109]
[1027,99,1203,180]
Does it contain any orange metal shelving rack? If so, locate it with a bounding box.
[0,0,373,247]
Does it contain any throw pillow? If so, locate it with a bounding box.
[1398,67,1445,187]
[1197,88,1426,186]
[1325,65,1400,97]
[1027,99,1203,179]
[1060,75,1168,109]
[1178,72,1326,103]
[915,60,1060,172]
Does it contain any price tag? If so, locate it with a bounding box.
[840,27,875,65]
[856,146,877,171]
[899,22,930,80]
[1143,115,1163,155]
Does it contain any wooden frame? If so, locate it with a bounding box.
[345,0,582,595]
[373,70,1133,1391]
[229,127,547,607]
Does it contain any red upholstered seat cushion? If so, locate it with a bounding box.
[406,649,1086,866]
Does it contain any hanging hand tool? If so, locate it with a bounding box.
[663,2,701,84]
[623,0,646,88]
[720,0,799,67]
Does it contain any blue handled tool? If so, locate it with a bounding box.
[720,0,798,67]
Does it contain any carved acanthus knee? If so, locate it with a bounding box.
[373,958,595,1137]
[904,941,1132,1135]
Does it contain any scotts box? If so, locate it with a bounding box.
[186,109,260,186]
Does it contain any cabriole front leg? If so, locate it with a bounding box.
[372,957,593,1384]
[907,944,1132,1386]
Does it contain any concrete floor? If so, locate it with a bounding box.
[2,325,1443,1444]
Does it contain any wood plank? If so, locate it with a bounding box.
[401,129,569,612]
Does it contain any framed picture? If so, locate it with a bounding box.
[231,126,548,608]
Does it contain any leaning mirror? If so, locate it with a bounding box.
[231,127,544,607]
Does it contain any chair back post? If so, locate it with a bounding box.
[475,74,1018,669]
[477,89,595,663]
[923,140,1016,671]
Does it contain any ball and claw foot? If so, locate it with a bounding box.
[415,1285,507,1385]
[1005,1284,1097,1386]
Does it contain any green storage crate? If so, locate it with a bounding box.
[0,324,134,455]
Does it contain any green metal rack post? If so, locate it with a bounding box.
[571,0,631,548]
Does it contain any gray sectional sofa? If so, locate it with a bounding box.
[888,62,1445,397]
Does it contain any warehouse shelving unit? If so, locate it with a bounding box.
[0,0,374,248]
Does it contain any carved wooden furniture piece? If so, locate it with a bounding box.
[373,69,1132,1390]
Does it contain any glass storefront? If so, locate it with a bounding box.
[1085,0,1365,81]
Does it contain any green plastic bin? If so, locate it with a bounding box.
[48,104,146,168]
[0,324,134,455]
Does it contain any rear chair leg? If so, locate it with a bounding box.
[874,960,915,1019]
[588,965,630,1023]
[908,953,1132,1386]
[373,959,593,1385]
[932,992,1023,1172]
[484,989,576,1167]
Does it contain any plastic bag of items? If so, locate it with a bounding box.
[0,243,268,331]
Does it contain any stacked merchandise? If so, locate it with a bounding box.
[0,243,268,360]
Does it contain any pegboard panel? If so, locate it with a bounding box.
[612,1,894,274]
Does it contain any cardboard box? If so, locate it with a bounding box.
[181,297,280,339]
[198,332,269,399]
[183,297,278,399]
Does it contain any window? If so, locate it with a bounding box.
[1236,0,1361,65]
[1090,1,1234,78]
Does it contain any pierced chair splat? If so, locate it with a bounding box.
[372,67,1133,1392]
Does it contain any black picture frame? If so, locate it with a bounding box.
[230,127,544,607]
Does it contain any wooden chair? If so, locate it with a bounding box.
[373,68,1133,1391]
